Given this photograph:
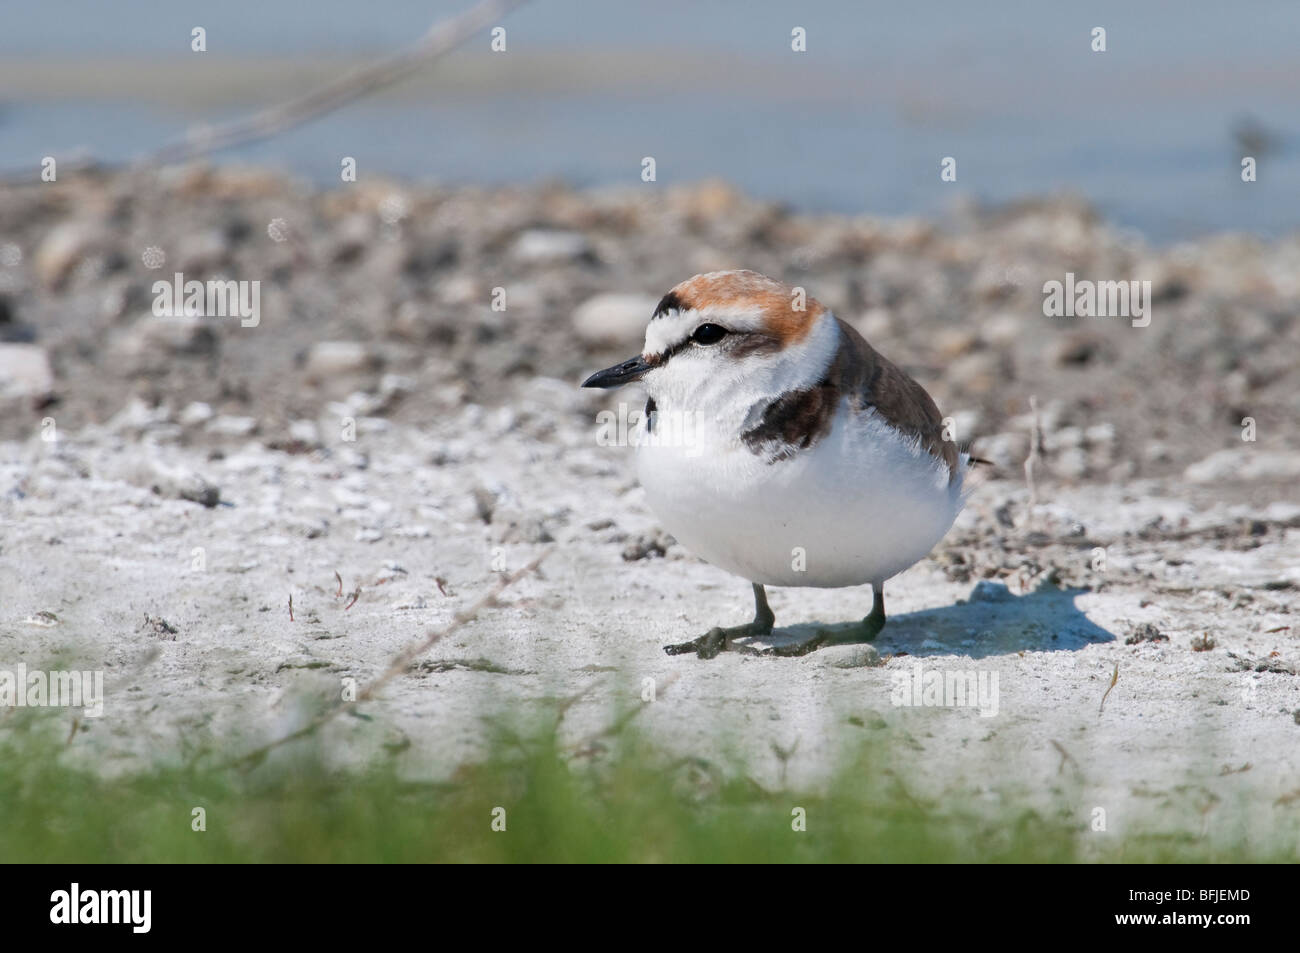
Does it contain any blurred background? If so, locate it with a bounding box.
[4,0,1299,241]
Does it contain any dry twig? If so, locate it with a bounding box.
[1,0,532,181]
[1099,663,1119,715]
[1024,394,1042,514]
[565,672,680,756]
[230,548,550,769]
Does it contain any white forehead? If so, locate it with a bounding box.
[642,306,765,356]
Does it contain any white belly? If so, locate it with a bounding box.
[636,407,964,588]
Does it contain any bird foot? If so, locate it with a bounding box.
[829,610,886,644]
[796,611,886,652]
[664,620,772,659]
[754,631,831,657]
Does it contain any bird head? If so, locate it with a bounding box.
[581,270,838,419]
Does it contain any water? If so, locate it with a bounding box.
[3,0,1298,241]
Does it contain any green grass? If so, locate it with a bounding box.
[0,706,1289,863]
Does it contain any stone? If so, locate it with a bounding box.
[970,580,1015,603]
[1185,449,1300,484]
[34,221,107,288]
[572,293,658,347]
[820,644,884,669]
[206,415,258,438]
[511,229,592,265]
[304,342,381,382]
[178,402,214,426]
[0,344,54,401]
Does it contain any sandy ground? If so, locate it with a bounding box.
[1,169,1298,850]
[3,385,1298,850]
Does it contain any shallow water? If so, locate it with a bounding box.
[3,0,1299,241]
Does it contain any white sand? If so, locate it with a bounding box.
[3,381,1298,852]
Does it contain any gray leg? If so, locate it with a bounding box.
[811,580,886,648]
[664,583,775,659]
[860,582,887,641]
[727,581,885,657]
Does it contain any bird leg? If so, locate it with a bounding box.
[807,581,886,648]
[664,583,774,659]
[857,584,887,641]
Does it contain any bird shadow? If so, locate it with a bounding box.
[741,580,1115,659]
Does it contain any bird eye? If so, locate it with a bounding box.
[691,323,727,345]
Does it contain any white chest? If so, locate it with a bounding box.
[635,403,964,588]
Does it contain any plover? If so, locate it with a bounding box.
[583,270,971,658]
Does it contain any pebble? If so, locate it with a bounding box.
[113,316,218,366]
[0,343,54,401]
[304,341,382,382]
[622,531,674,561]
[511,229,593,264]
[1126,623,1168,645]
[105,397,173,435]
[821,644,884,669]
[207,415,259,438]
[572,293,659,347]
[288,419,320,444]
[179,402,215,426]
[140,459,221,507]
[34,220,107,288]
[1185,449,1300,484]
[969,580,1015,603]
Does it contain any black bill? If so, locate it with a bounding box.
[581,355,653,389]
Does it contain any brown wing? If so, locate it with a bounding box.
[741,318,958,481]
[830,319,959,480]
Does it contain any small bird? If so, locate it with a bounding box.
[582,270,970,658]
